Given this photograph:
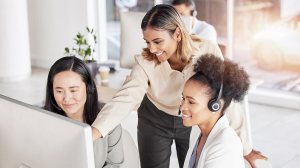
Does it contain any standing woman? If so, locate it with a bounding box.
[44,56,124,168]
[181,54,248,168]
[92,4,259,168]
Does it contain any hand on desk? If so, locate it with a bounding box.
[92,127,103,141]
[244,149,268,168]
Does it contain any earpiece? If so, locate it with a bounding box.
[189,0,197,17]
[178,109,182,117]
[50,97,61,110]
[84,63,95,94]
[208,83,223,112]
[87,85,95,94]
[191,10,197,17]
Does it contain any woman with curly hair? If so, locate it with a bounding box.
[92,4,266,168]
[181,54,249,168]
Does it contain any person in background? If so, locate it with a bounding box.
[171,0,218,44]
[92,4,263,168]
[44,56,124,168]
[181,54,248,168]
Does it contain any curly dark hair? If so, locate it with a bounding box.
[190,54,250,112]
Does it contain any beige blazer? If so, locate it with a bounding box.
[184,115,245,168]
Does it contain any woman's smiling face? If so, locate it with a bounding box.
[143,26,180,63]
[180,80,213,127]
[53,70,87,121]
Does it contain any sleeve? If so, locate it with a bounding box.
[103,125,124,168]
[92,59,149,136]
[225,102,253,155]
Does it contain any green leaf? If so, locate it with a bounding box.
[86,47,91,56]
[76,33,80,39]
[64,27,97,62]
[79,38,84,44]
[64,47,70,53]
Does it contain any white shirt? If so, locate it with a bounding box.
[184,115,245,168]
[192,19,218,44]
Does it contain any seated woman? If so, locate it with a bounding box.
[44,56,124,168]
[181,54,249,168]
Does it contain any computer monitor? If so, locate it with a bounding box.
[0,94,95,168]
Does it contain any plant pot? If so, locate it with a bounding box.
[85,61,98,79]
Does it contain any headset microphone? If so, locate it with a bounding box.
[208,83,223,112]
[50,98,61,110]
[178,104,183,117]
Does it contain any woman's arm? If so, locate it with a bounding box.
[92,60,149,138]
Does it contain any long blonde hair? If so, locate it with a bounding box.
[141,4,197,65]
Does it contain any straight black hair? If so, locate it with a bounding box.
[44,56,99,125]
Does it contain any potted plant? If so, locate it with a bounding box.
[64,27,98,78]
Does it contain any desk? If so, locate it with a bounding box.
[96,68,131,103]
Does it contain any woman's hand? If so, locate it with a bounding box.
[244,149,268,168]
[92,127,102,141]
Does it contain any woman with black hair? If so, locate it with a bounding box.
[181,54,249,168]
[44,56,124,168]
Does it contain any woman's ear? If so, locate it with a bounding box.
[174,27,182,42]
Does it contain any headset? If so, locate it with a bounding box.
[87,83,95,94]
[85,68,96,94]
[189,0,197,17]
[50,96,61,111]
[190,9,197,17]
[178,82,223,116]
[208,83,223,112]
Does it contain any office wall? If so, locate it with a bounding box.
[28,0,98,69]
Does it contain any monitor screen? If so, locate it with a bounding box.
[0,94,95,168]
